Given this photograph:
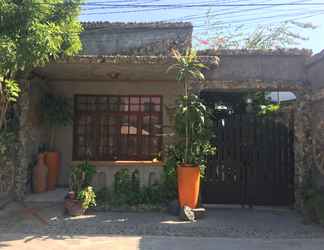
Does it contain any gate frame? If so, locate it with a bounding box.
[193,79,313,208]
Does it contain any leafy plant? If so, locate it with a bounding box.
[167,49,216,167]
[40,93,73,150]
[174,94,216,167]
[77,186,96,209]
[302,175,324,225]
[96,168,175,207]
[195,12,317,50]
[0,0,83,133]
[168,48,210,163]
[0,129,16,160]
[70,160,96,195]
[0,78,20,129]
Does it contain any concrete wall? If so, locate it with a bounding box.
[80,22,192,56]
[49,80,183,188]
[307,56,324,90]
[205,53,307,83]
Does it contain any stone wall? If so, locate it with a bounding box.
[6,80,47,200]
[0,140,16,202]
[80,22,193,56]
[306,51,324,188]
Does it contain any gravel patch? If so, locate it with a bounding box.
[0,202,323,239]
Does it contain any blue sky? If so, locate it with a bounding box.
[80,0,324,53]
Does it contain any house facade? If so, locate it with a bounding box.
[1,22,324,206]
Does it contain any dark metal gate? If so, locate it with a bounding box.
[202,113,295,206]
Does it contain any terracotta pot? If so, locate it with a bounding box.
[177,164,201,209]
[64,199,85,217]
[45,152,60,190]
[32,153,48,193]
[68,191,76,200]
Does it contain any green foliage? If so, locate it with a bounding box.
[0,78,20,102]
[77,186,96,209]
[70,160,96,195]
[245,21,315,49]
[250,92,281,115]
[40,93,73,149]
[168,49,217,164]
[173,94,216,167]
[0,129,15,159]
[259,104,280,115]
[0,0,83,133]
[303,187,324,225]
[0,0,83,76]
[40,93,73,127]
[161,150,178,200]
[0,78,20,129]
[195,16,317,49]
[97,168,175,208]
[303,177,324,225]
[167,48,208,90]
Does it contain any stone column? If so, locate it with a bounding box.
[14,80,32,200]
[293,88,313,208]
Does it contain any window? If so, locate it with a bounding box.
[73,95,162,161]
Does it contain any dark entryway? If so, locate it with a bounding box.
[201,92,295,206]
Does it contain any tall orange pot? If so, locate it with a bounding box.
[177,164,200,209]
[45,152,60,190]
[32,153,48,193]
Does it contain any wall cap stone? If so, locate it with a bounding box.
[198,48,312,57]
[306,49,324,67]
[58,55,219,65]
[82,21,193,30]
[201,79,306,91]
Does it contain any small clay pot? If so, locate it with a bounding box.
[64,198,85,217]
[68,191,76,200]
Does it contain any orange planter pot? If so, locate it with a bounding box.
[32,153,48,193]
[45,152,60,190]
[177,164,201,209]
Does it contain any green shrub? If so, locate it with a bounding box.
[70,160,96,194]
[303,187,324,225]
[69,160,97,210]
[78,186,96,209]
[96,168,177,208]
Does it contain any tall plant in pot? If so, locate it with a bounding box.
[41,93,72,190]
[167,49,216,209]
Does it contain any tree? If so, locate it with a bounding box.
[0,0,83,129]
[195,18,317,50]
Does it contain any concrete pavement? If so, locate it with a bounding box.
[1,234,324,250]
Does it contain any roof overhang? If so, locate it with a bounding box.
[34,55,219,81]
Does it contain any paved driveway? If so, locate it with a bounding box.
[1,235,324,250]
[0,202,323,249]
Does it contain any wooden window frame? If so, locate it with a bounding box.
[73,95,163,161]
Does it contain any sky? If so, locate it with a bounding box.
[79,0,324,53]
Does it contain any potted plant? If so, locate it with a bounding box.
[65,160,97,216]
[167,49,216,209]
[40,93,72,190]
